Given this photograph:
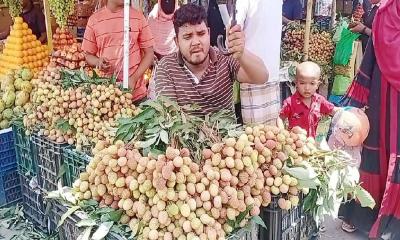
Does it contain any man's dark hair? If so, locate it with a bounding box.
[173,3,207,35]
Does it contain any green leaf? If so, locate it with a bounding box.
[160,130,169,144]
[57,206,80,228]
[92,221,114,240]
[79,200,99,208]
[297,178,321,189]
[94,207,115,215]
[132,108,156,123]
[100,209,123,222]
[354,185,376,209]
[138,136,158,149]
[251,215,267,230]
[76,219,97,227]
[283,164,318,180]
[78,226,92,240]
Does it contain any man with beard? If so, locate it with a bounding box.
[154,3,268,117]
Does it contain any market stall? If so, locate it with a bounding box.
[0,0,376,239]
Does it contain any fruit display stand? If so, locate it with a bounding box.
[0,128,21,208]
[0,17,49,75]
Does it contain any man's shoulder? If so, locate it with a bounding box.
[158,52,180,68]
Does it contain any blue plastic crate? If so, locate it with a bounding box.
[0,167,22,207]
[0,129,17,171]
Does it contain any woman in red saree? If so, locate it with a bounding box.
[339,0,400,238]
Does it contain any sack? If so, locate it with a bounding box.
[332,75,352,96]
[333,28,360,65]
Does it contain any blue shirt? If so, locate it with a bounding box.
[283,0,303,20]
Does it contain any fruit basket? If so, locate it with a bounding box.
[12,123,37,175]
[32,132,67,191]
[63,147,91,187]
[0,167,21,207]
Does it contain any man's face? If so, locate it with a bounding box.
[176,22,210,65]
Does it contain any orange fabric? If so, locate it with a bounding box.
[82,6,154,101]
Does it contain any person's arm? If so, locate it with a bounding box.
[0,27,10,40]
[350,22,371,36]
[277,98,291,129]
[320,97,337,116]
[226,25,268,84]
[36,8,47,43]
[129,47,154,89]
[130,12,155,89]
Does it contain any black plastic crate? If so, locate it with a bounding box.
[63,147,91,187]
[0,129,17,171]
[32,132,67,191]
[0,167,22,207]
[20,174,52,233]
[12,123,37,175]
[259,196,302,240]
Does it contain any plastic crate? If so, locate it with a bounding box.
[259,196,302,240]
[300,213,319,239]
[0,167,21,207]
[12,123,37,175]
[0,129,18,171]
[63,147,91,187]
[32,132,67,191]
[20,174,52,233]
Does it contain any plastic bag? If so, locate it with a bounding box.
[332,20,349,43]
[332,75,352,96]
[333,28,360,65]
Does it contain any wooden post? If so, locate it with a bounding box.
[42,0,53,52]
[123,0,131,89]
[331,0,336,29]
[303,0,313,61]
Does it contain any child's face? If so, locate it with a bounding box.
[296,75,319,99]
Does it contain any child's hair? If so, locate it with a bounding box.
[295,61,321,81]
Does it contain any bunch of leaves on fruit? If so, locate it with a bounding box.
[51,42,88,70]
[0,17,49,74]
[0,68,34,129]
[72,136,267,240]
[52,27,77,51]
[242,124,316,211]
[281,22,335,64]
[115,97,242,163]
[24,66,139,151]
[48,0,75,28]
[284,149,375,225]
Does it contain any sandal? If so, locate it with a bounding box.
[341,222,357,233]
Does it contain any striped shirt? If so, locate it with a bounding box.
[155,48,240,116]
[82,6,154,101]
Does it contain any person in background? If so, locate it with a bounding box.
[236,0,282,124]
[282,0,303,24]
[0,0,47,43]
[278,62,339,137]
[148,0,179,60]
[314,0,333,30]
[154,3,268,118]
[82,0,154,103]
[349,0,380,51]
[340,0,400,237]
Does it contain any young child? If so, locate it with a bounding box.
[278,61,339,137]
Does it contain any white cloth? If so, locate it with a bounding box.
[236,0,282,82]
